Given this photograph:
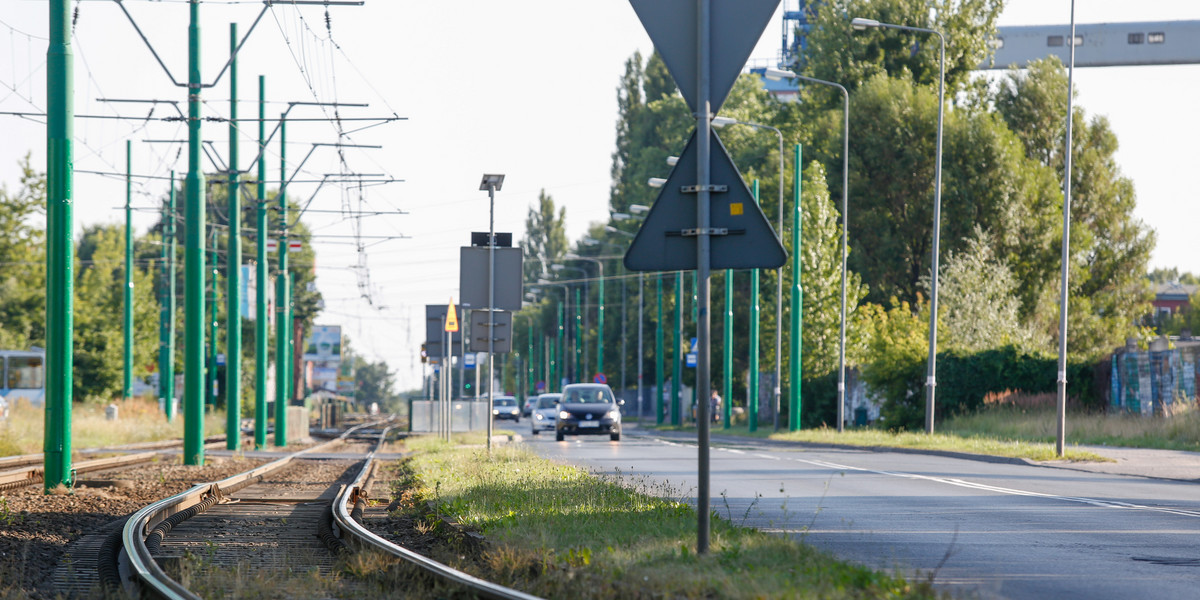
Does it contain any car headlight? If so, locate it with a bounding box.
[608,409,621,419]
[559,411,571,420]
[492,409,499,415]
[535,413,544,420]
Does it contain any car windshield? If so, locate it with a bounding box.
[494,398,516,407]
[537,396,559,409]
[563,386,614,405]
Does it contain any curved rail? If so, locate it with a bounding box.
[121,420,383,599]
[332,428,543,600]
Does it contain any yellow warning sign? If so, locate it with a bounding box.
[730,202,744,216]
[444,299,459,332]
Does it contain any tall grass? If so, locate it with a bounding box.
[943,402,1200,452]
[403,438,942,599]
[0,397,227,456]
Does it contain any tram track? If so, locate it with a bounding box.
[114,422,540,600]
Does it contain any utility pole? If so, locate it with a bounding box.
[656,274,664,425]
[723,268,732,429]
[275,114,290,447]
[749,181,760,432]
[166,174,178,422]
[789,144,803,431]
[672,272,682,426]
[226,22,241,451]
[44,0,74,491]
[254,76,268,450]
[208,238,219,411]
[124,140,134,401]
[183,0,207,466]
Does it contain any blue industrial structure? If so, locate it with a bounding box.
[777,3,1200,71]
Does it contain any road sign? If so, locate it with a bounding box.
[628,0,778,114]
[536,380,546,392]
[264,239,303,253]
[686,353,697,368]
[464,353,476,369]
[460,246,523,311]
[425,305,462,346]
[468,309,513,353]
[593,372,607,384]
[444,299,459,332]
[625,129,786,271]
[691,337,699,353]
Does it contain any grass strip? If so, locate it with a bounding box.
[647,422,1108,462]
[403,437,944,600]
[942,405,1200,452]
[0,398,228,456]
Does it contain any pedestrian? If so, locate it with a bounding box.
[710,389,721,423]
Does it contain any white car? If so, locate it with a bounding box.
[530,393,562,435]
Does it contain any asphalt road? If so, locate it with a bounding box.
[514,420,1200,600]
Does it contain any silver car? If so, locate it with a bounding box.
[530,393,561,435]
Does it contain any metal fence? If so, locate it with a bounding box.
[1110,346,1200,416]
[409,400,492,432]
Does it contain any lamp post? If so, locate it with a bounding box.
[565,254,605,382]
[552,264,587,380]
[537,279,568,392]
[764,67,851,432]
[480,173,505,454]
[711,116,785,430]
[1055,1,1078,457]
[852,16,945,434]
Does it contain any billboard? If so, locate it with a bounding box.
[303,325,343,363]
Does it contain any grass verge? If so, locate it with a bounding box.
[643,421,1107,462]
[0,397,227,456]
[942,404,1200,452]
[399,437,944,599]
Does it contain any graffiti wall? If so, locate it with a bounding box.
[1110,346,1200,415]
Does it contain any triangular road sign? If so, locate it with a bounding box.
[444,298,459,333]
[624,129,787,272]
[628,0,779,113]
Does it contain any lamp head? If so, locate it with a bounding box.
[582,237,600,246]
[711,116,736,128]
[647,177,667,189]
[479,173,505,191]
[763,68,797,81]
[851,17,881,30]
[564,253,581,260]
[666,156,678,167]
[611,212,631,221]
[629,204,650,214]
[551,264,566,271]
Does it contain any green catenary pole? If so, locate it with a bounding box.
[207,241,217,410]
[124,140,134,401]
[275,114,289,447]
[597,267,604,378]
[723,269,732,429]
[789,144,803,431]
[672,272,682,426]
[655,274,664,425]
[165,174,178,422]
[183,0,206,466]
[158,190,170,416]
[574,287,582,381]
[749,180,761,432]
[254,76,267,449]
[44,0,74,491]
[226,22,241,451]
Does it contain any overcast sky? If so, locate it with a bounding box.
[1,0,1197,392]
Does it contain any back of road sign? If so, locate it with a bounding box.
[624,129,787,271]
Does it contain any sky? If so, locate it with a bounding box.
[1,0,1198,392]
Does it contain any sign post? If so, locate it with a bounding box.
[445,298,459,441]
[626,0,782,555]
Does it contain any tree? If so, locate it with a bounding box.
[0,155,46,350]
[354,354,399,411]
[520,190,568,284]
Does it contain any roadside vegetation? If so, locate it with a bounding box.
[943,401,1200,452]
[395,437,944,600]
[0,397,226,456]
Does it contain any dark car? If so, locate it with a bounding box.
[492,396,520,422]
[522,395,538,417]
[555,383,622,442]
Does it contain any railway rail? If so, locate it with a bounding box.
[114,420,539,599]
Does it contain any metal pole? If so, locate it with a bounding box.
[226,22,241,450]
[254,75,267,450]
[672,272,682,426]
[749,180,760,432]
[597,262,604,378]
[183,0,207,466]
[274,114,288,447]
[723,269,732,429]
[1056,1,1077,457]
[789,144,803,431]
[773,128,783,431]
[656,274,664,425]
[574,287,582,382]
[124,140,134,401]
[695,0,713,554]
[208,242,218,411]
[638,272,645,421]
[166,174,177,422]
[837,85,849,433]
[45,0,74,490]
[556,299,563,390]
[923,28,947,435]
[159,188,171,418]
[487,183,496,454]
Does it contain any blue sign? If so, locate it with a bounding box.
[464,353,476,369]
[536,380,547,392]
[686,352,697,368]
[593,373,607,384]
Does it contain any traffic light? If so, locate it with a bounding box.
[420,344,427,363]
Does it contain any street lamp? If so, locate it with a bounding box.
[480,173,504,453]
[565,254,605,382]
[648,177,667,188]
[765,67,851,432]
[536,278,568,392]
[851,16,945,434]
[553,263,588,379]
[711,115,786,431]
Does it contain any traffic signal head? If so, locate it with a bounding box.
[420,344,428,363]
